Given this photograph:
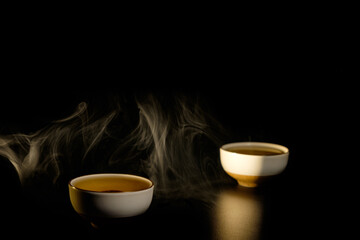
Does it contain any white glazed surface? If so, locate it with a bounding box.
[69,174,154,218]
[220,142,289,176]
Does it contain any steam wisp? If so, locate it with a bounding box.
[118,94,229,198]
[0,102,117,185]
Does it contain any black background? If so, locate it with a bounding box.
[0,8,356,239]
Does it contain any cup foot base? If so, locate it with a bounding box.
[226,172,273,188]
[80,214,145,230]
[236,180,259,188]
[90,222,100,229]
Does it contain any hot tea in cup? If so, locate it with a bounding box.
[68,173,154,226]
[220,142,289,187]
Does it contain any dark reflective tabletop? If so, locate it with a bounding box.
[3,158,349,240]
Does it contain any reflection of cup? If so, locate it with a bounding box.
[220,142,289,187]
[213,188,264,240]
[68,174,154,227]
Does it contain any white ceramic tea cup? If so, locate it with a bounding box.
[69,173,154,220]
[220,142,289,187]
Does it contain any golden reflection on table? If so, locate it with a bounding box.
[213,187,264,240]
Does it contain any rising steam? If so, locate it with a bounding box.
[115,94,229,198]
[0,102,117,185]
[0,93,231,199]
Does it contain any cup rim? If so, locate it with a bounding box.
[68,173,154,195]
[220,141,289,156]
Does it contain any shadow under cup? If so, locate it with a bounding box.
[220,142,289,187]
[68,174,154,227]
